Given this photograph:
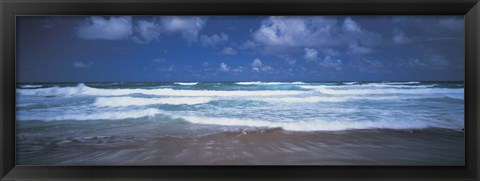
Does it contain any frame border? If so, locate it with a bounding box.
[1,0,479,180]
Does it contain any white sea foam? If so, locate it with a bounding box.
[300,86,463,95]
[94,97,212,107]
[235,81,304,85]
[17,108,161,121]
[355,83,435,88]
[177,115,457,131]
[251,96,348,103]
[343,82,357,85]
[174,82,198,86]
[17,83,305,97]
[303,83,435,89]
[94,94,464,107]
[290,82,306,85]
[235,81,259,85]
[251,94,463,103]
[21,85,43,88]
[386,81,420,85]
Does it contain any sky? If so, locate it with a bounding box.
[16,16,464,82]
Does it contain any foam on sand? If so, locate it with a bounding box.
[176,115,459,131]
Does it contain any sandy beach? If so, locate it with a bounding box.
[16,128,464,165]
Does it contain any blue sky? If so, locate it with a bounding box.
[17,16,464,82]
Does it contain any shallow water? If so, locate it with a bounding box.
[16,81,464,165]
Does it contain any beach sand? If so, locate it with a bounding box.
[16,128,464,165]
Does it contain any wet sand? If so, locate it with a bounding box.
[16,128,464,165]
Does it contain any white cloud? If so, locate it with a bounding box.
[392,29,411,44]
[219,62,230,72]
[232,66,244,72]
[239,40,259,49]
[340,17,383,47]
[76,16,133,40]
[220,47,237,55]
[73,61,93,68]
[200,33,228,47]
[304,48,319,61]
[262,66,273,72]
[251,16,382,57]
[252,16,338,47]
[161,16,206,42]
[342,17,362,32]
[133,19,162,44]
[348,42,374,55]
[285,57,297,65]
[251,58,263,67]
[251,58,273,72]
[77,16,208,44]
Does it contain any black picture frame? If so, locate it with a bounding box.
[1,0,479,180]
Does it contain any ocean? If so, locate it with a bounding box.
[15,81,465,165]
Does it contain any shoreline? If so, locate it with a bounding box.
[16,128,465,165]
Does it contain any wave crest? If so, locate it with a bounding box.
[94,97,212,107]
[17,83,305,97]
[174,82,198,86]
[177,115,460,131]
[235,81,305,85]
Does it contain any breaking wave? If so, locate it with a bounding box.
[176,115,460,131]
[235,81,305,85]
[174,82,198,86]
[300,86,463,95]
[17,83,305,97]
[94,97,212,107]
[21,85,43,88]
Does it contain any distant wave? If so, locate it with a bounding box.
[91,95,464,108]
[300,86,463,95]
[327,83,434,88]
[21,85,43,88]
[385,81,420,85]
[17,108,161,121]
[94,96,212,107]
[17,83,305,97]
[235,81,305,85]
[174,82,198,86]
[251,96,348,103]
